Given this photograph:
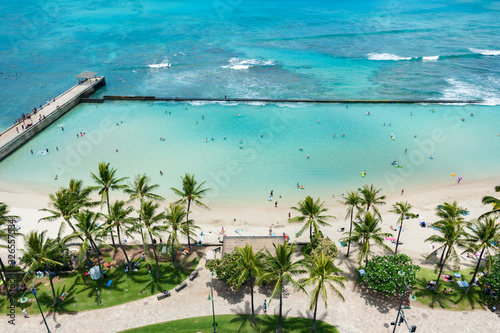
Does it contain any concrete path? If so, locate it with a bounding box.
[5,248,500,333]
[0,77,103,148]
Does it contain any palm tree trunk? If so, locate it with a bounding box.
[438,245,447,267]
[347,209,353,256]
[309,222,313,242]
[149,231,161,280]
[394,217,404,254]
[466,248,484,293]
[171,235,177,268]
[186,199,192,250]
[250,272,255,322]
[277,288,283,333]
[64,217,77,233]
[91,241,104,279]
[90,238,102,256]
[116,227,131,269]
[312,295,318,332]
[435,248,451,292]
[47,270,57,306]
[106,194,116,249]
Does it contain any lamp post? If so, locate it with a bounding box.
[392,270,417,333]
[210,271,217,333]
[32,271,51,333]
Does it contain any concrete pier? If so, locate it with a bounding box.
[0,75,105,162]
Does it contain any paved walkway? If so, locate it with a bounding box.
[5,248,500,333]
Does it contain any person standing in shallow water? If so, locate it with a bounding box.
[275,201,277,208]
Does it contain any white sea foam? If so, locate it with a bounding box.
[422,56,439,62]
[245,101,267,106]
[442,78,500,105]
[276,102,308,108]
[188,101,240,106]
[222,57,277,70]
[148,60,171,68]
[469,48,500,56]
[367,53,412,61]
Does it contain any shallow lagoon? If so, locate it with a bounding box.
[0,101,499,205]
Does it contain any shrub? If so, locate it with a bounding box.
[363,254,420,296]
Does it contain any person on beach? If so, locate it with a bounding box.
[401,189,404,195]
[263,300,267,313]
[22,308,29,318]
[275,201,278,208]
[288,212,291,219]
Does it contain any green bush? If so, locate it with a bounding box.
[301,233,338,259]
[479,254,500,307]
[363,254,420,296]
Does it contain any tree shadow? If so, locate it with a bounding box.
[210,278,245,305]
[355,281,401,314]
[413,276,449,309]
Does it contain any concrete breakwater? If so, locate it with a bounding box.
[0,75,106,163]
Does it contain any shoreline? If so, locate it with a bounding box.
[1,176,498,269]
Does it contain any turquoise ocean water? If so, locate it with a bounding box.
[1,1,500,204]
[0,101,498,205]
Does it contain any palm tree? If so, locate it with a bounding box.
[90,162,128,248]
[0,202,19,245]
[125,174,164,252]
[433,201,468,266]
[39,179,95,237]
[290,196,334,242]
[425,219,468,291]
[63,210,105,278]
[480,185,500,219]
[464,217,500,292]
[257,243,306,333]
[20,231,65,306]
[300,253,347,332]
[389,201,416,255]
[340,212,392,266]
[231,244,264,322]
[66,178,96,209]
[171,174,210,249]
[104,200,134,270]
[39,189,80,237]
[358,184,386,219]
[125,174,164,203]
[340,191,364,256]
[164,202,191,268]
[138,201,166,279]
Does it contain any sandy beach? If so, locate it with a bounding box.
[2,176,498,270]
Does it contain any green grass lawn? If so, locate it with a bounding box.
[414,266,486,311]
[119,314,339,333]
[1,252,200,314]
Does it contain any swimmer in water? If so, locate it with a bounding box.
[307,155,310,159]
[160,170,163,175]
